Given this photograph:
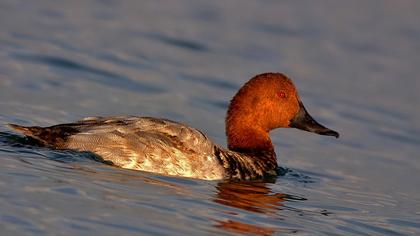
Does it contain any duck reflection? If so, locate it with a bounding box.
[215,219,277,236]
[213,180,305,235]
[214,180,299,213]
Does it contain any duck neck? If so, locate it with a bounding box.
[226,119,275,155]
[225,84,276,157]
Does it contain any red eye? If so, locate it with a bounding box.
[277,91,286,98]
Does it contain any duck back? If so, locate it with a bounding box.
[11,116,226,180]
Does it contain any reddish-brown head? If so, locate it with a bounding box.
[226,73,338,153]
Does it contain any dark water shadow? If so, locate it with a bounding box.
[138,32,209,52]
[281,167,347,182]
[95,52,153,71]
[13,54,166,93]
[277,167,318,183]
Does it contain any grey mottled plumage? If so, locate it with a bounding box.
[10,116,277,180]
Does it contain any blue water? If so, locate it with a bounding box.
[1,1,420,235]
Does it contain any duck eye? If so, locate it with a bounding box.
[277,91,287,98]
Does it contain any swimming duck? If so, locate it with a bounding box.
[9,73,338,180]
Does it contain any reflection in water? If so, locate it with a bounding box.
[215,220,277,236]
[214,181,293,213]
[212,181,306,235]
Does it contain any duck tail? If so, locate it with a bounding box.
[9,123,79,147]
[8,124,44,138]
[8,123,56,147]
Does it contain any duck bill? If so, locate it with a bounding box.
[290,101,339,138]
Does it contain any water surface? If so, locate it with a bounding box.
[1,1,420,235]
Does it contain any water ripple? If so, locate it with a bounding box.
[13,54,166,93]
[177,74,238,90]
[141,32,209,52]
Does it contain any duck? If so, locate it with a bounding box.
[9,73,339,180]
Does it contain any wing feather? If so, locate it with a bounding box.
[63,116,224,179]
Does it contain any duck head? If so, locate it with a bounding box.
[226,73,338,153]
